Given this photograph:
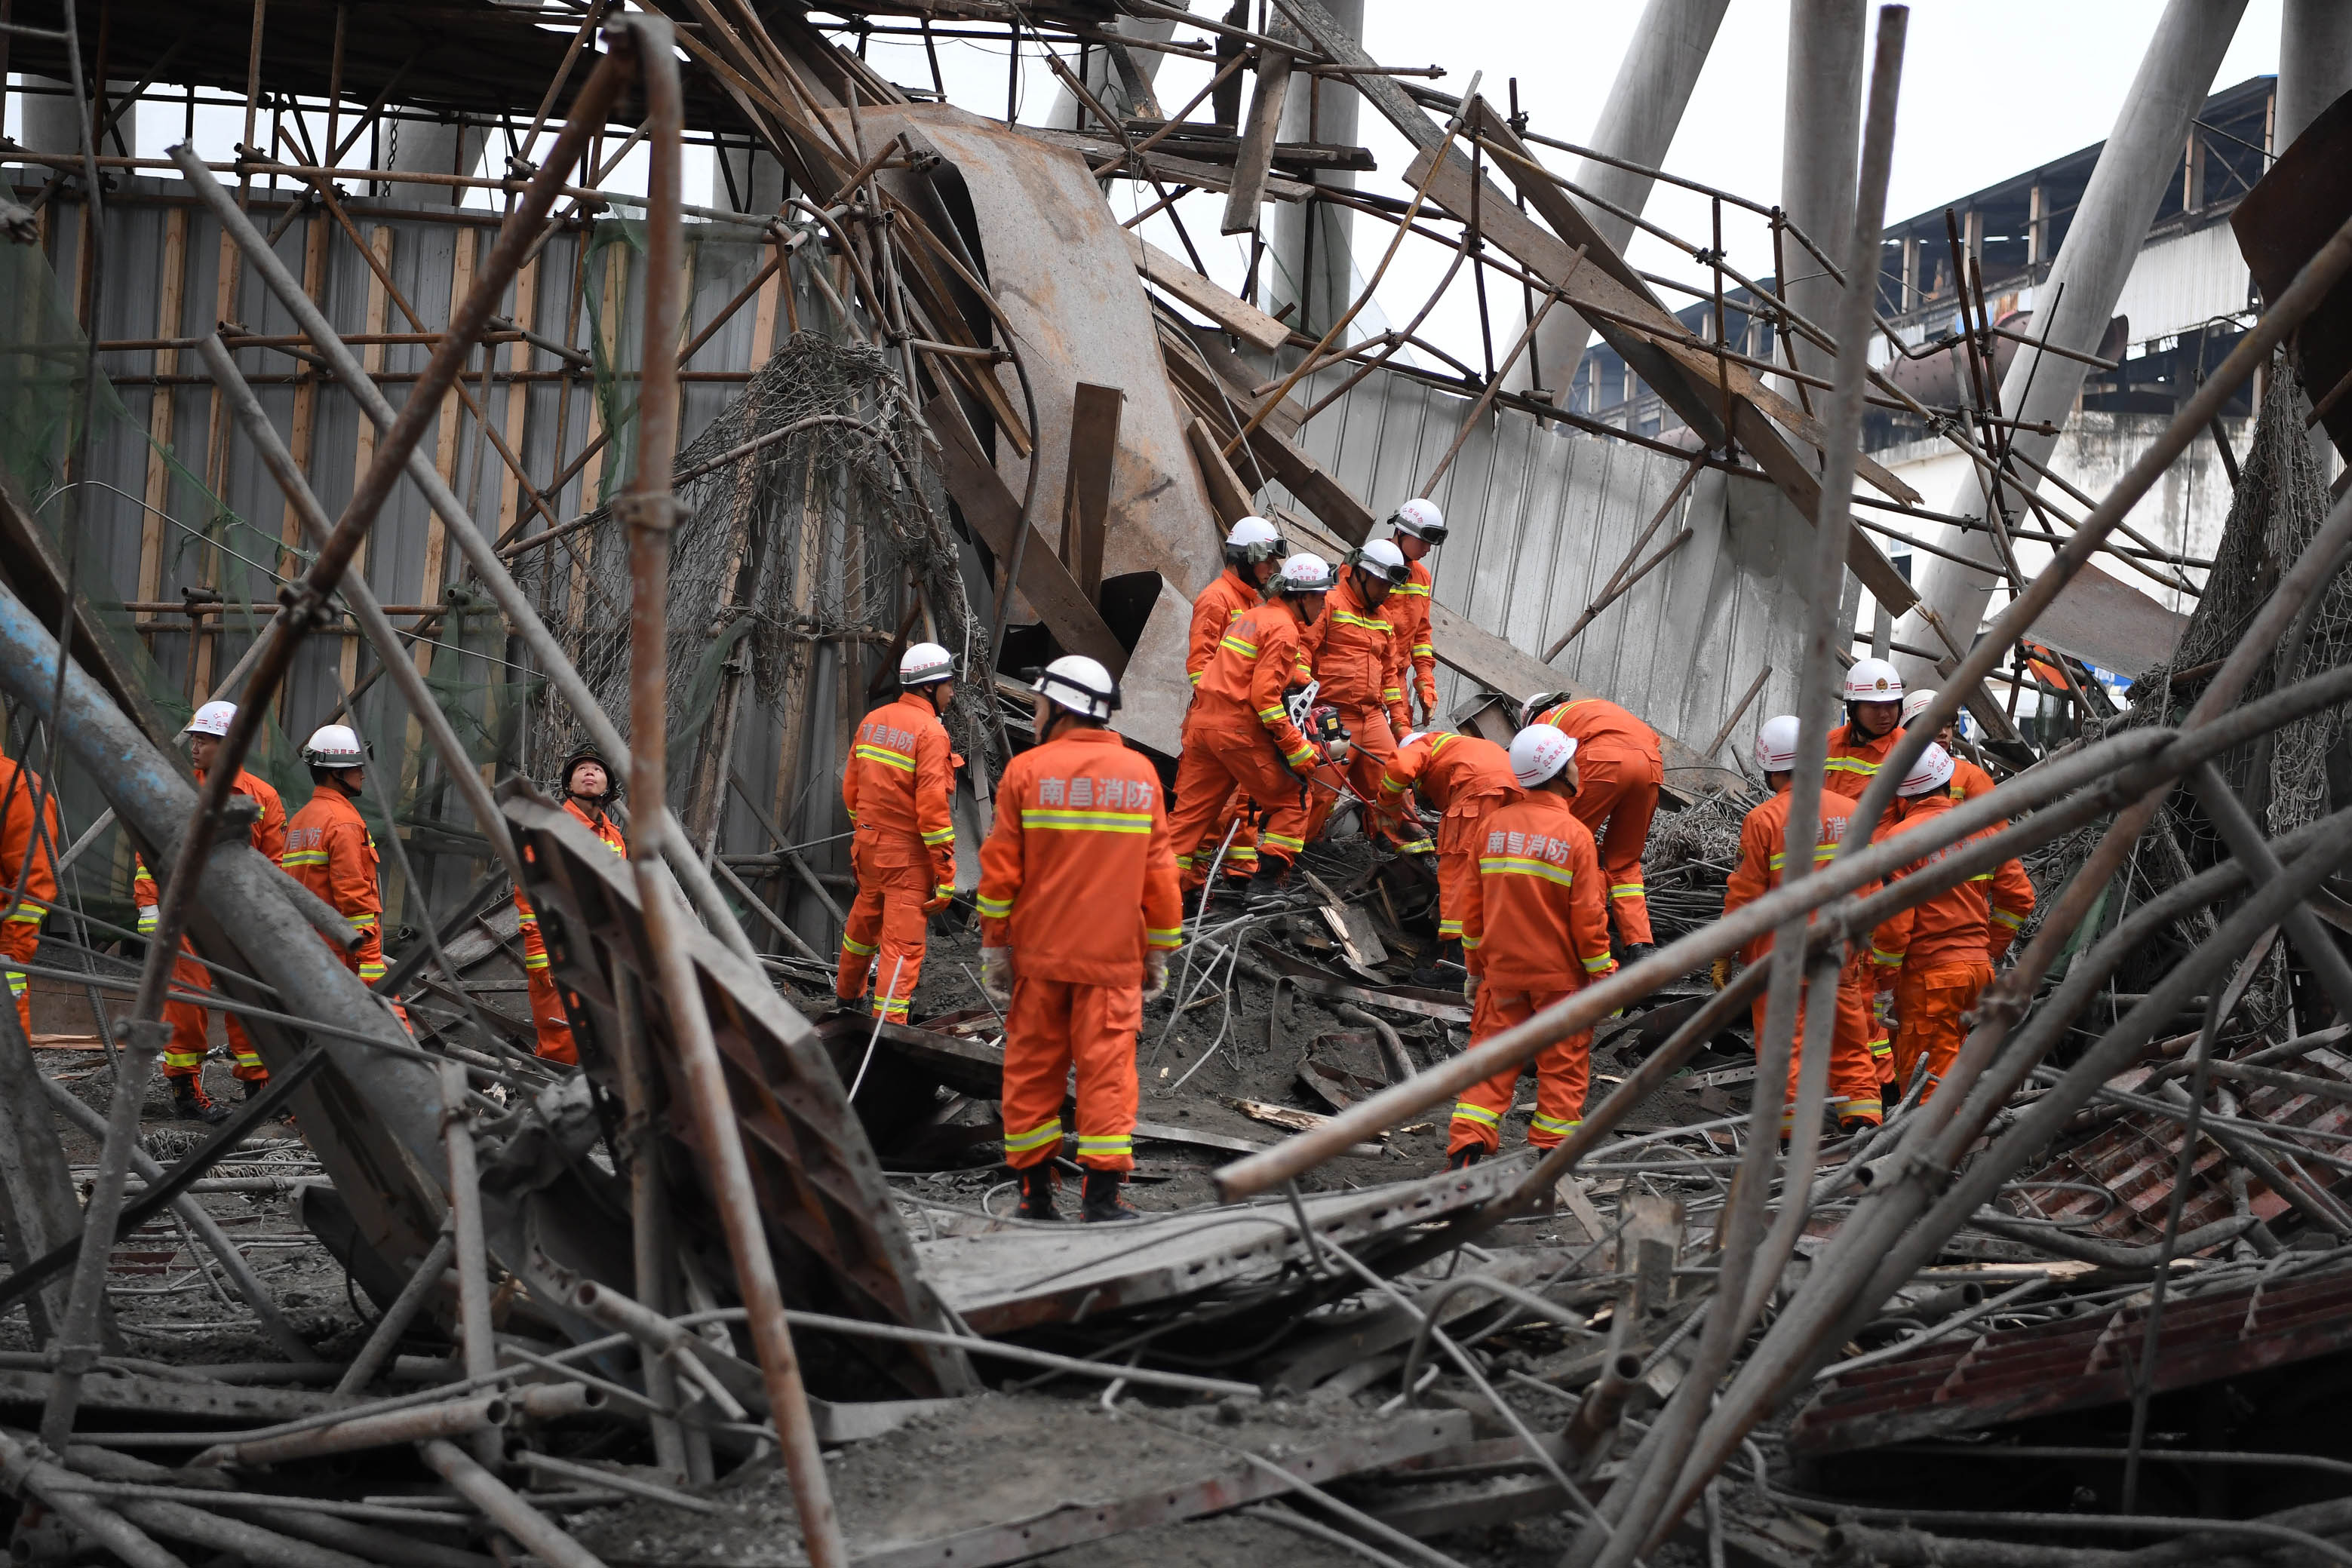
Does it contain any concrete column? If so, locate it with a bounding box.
[1776,0,1866,397]
[709,145,787,217]
[1042,14,1181,130]
[1508,0,1730,397]
[1893,0,2249,684]
[2280,0,2352,483]
[18,76,136,160]
[381,115,487,206]
[1267,0,1362,337]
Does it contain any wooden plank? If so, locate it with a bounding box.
[1242,421,1377,545]
[135,206,188,607]
[342,226,395,696]
[1186,415,1257,527]
[1221,37,1294,235]
[1059,382,1124,602]
[1130,232,1291,354]
[923,393,1128,673]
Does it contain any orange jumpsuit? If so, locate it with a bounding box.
[514,796,624,1064]
[1187,567,1266,881]
[1387,557,1439,720]
[838,692,956,1025]
[282,783,405,1025]
[1297,572,1411,822]
[0,756,58,1038]
[1375,732,1515,946]
[979,726,1182,1173]
[134,768,285,1082]
[1168,600,1320,886]
[1449,791,1618,1157]
[1823,720,1900,801]
[1721,788,1899,1130]
[1876,791,2035,1098]
[1534,698,1664,947]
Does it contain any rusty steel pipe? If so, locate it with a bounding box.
[511,1382,607,1423]
[1564,1352,1644,1477]
[0,1428,183,1568]
[40,1033,159,1450]
[417,1440,605,1568]
[438,1061,500,1468]
[336,1229,456,1398]
[190,1395,510,1470]
[609,20,846,1568]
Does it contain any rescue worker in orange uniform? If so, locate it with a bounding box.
[1384,499,1446,726]
[1825,657,1905,800]
[1521,692,1665,962]
[1168,554,1337,904]
[0,740,58,1046]
[1374,729,1515,981]
[1297,539,1414,831]
[133,702,285,1121]
[514,748,625,1064]
[282,725,405,1026]
[979,657,1183,1223]
[1718,716,1901,1134]
[838,643,960,1026]
[1875,744,2036,1100]
[1902,689,1996,804]
[1447,727,1619,1168]
[1187,517,1286,889]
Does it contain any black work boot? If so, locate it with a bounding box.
[1082,1170,1141,1223]
[1618,942,1657,969]
[1445,1145,1485,1172]
[240,1077,269,1103]
[1245,858,1294,910]
[1015,1164,1062,1222]
[169,1075,230,1126]
[1410,940,1464,989]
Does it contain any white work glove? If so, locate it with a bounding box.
[1463,972,1481,1003]
[980,947,1014,1008]
[1874,990,1895,1028]
[1143,951,1169,1003]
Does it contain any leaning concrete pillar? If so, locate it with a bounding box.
[2280,0,2352,482]
[1776,0,1865,398]
[1266,0,1362,336]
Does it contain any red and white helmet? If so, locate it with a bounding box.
[1355,539,1409,585]
[1896,742,1956,798]
[1389,497,1446,544]
[185,701,238,739]
[1753,714,1801,772]
[1901,688,1938,726]
[1033,655,1120,721]
[900,641,955,689]
[1843,657,1904,704]
[302,723,368,769]
[1509,726,1577,788]
[1274,553,1338,596]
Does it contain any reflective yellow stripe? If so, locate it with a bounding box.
[1765,846,1838,869]
[1019,809,1153,834]
[1529,1113,1581,1137]
[1450,1101,1500,1128]
[877,996,911,1018]
[1992,909,2025,929]
[516,911,538,928]
[1841,1098,1884,1121]
[1264,833,1305,854]
[137,908,159,933]
[1189,671,1203,686]
[1285,744,1316,768]
[854,743,916,774]
[281,851,328,867]
[1608,882,1644,899]
[1968,871,1994,882]
[1582,953,1614,973]
[975,895,1012,919]
[1003,1119,1064,1154]
[1479,855,1575,888]
[1227,846,1258,864]
[1076,1134,1132,1155]
[1256,705,1288,724]
[936,883,955,899]
[921,827,955,846]
[842,935,878,957]
[1147,927,1182,950]
[1382,686,1405,703]
[1871,947,1903,967]
[1413,642,1434,658]
[1380,770,1412,793]
[1391,582,1430,597]
[524,954,551,971]
[1460,934,1482,950]
[357,963,386,980]
[1437,919,1463,937]
[5,974,23,997]
[1396,839,1435,855]
[1825,757,1878,775]
[347,913,378,928]
[1221,635,1260,658]
[1331,611,1390,633]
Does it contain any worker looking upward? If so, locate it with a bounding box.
[1185,516,1287,890]
[837,643,960,1026]
[514,747,625,1064]
[1825,658,1905,800]
[1297,539,1415,842]
[1521,692,1664,964]
[283,725,404,1026]
[1166,553,1337,904]
[978,657,1182,1223]
[1383,499,1446,727]
[134,702,285,1122]
[1447,726,1618,1168]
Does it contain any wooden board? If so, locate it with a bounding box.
[1061,382,1125,600]
[1187,416,1259,526]
[1130,232,1291,354]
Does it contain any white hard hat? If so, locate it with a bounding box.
[1399,730,1431,750]
[1224,514,1285,566]
[1275,553,1338,595]
[1843,657,1904,704]
[185,701,238,739]
[1896,742,1956,798]
[1509,726,1577,788]
[1390,497,1446,544]
[1754,714,1801,772]
[1033,655,1120,722]
[302,723,369,769]
[1901,689,1938,726]
[1516,689,1571,731]
[1355,539,1408,585]
[900,641,955,688]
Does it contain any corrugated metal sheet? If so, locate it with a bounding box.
[2110,219,2252,345]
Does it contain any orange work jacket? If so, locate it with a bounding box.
[844,692,956,892]
[134,768,287,928]
[1376,732,1514,848]
[1534,697,1661,769]
[1823,720,1899,800]
[977,727,1183,987]
[515,796,624,971]
[1192,599,1318,770]
[1187,568,1263,689]
[1387,557,1437,704]
[1458,790,1617,992]
[1875,791,2036,971]
[0,755,57,941]
[1297,572,1408,723]
[282,783,388,983]
[1721,786,1899,977]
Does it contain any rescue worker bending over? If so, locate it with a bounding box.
[1167,553,1337,904]
[283,726,405,1025]
[1299,540,1415,835]
[1384,499,1446,726]
[838,643,960,1025]
[1875,744,2035,1100]
[514,748,624,1064]
[0,740,59,1044]
[1448,727,1618,1168]
[1374,728,1515,983]
[1901,689,1994,804]
[1187,516,1286,888]
[1719,716,1902,1134]
[978,658,1182,1223]
[1521,692,1665,964]
[134,702,285,1121]
[1825,658,1905,799]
